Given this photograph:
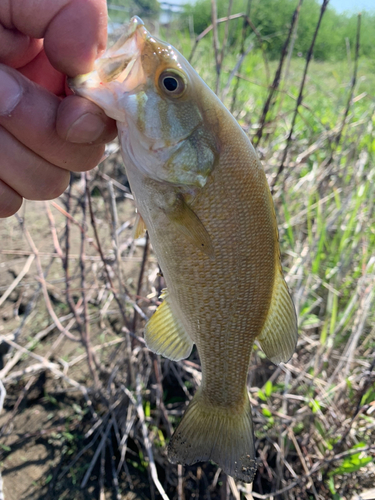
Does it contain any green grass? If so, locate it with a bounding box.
[2,22,375,500]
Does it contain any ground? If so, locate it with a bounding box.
[1,12,375,499]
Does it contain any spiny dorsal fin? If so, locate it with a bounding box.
[257,267,298,364]
[133,212,147,239]
[167,196,214,259]
[144,289,194,361]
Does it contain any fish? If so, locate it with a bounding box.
[69,16,298,483]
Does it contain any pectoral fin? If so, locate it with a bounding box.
[257,267,298,364]
[145,289,194,361]
[133,212,147,239]
[168,196,214,258]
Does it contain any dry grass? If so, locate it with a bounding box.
[0,4,375,500]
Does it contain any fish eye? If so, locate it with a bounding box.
[159,71,186,97]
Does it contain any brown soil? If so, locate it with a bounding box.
[0,167,152,499]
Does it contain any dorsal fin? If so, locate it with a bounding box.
[257,267,298,364]
[144,289,194,361]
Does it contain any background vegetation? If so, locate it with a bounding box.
[0,1,374,499]
[185,0,375,60]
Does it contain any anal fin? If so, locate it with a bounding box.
[144,289,194,361]
[257,267,298,364]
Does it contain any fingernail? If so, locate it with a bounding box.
[66,112,106,143]
[0,70,23,116]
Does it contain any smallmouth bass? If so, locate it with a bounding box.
[70,16,297,483]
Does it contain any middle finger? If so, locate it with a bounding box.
[0,126,71,201]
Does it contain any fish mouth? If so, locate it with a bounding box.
[68,16,149,95]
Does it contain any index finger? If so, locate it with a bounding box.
[2,0,108,76]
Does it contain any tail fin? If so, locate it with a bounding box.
[167,389,257,483]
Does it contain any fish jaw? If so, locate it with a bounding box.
[68,16,147,121]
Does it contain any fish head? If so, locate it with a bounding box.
[69,16,218,188]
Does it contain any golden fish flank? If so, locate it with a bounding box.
[70,16,298,483]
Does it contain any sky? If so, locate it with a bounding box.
[166,0,375,13]
[329,0,375,13]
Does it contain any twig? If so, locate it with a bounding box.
[177,464,184,500]
[0,376,34,441]
[108,432,122,500]
[220,473,229,500]
[117,398,137,478]
[81,419,113,488]
[108,179,124,299]
[0,335,97,417]
[0,379,6,414]
[343,285,374,378]
[97,171,133,198]
[4,299,80,371]
[219,0,234,70]
[67,337,125,368]
[288,429,319,499]
[99,437,106,500]
[189,13,245,62]
[83,173,100,387]
[51,200,84,231]
[44,201,64,260]
[211,0,221,94]
[222,41,254,100]
[0,254,35,307]
[52,187,83,335]
[253,0,304,147]
[0,470,3,500]
[133,232,149,332]
[0,249,107,260]
[228,476,240,500]
[3,363,60,383]
[318,12,361,184]
[230,0,251,113]
[243,445,375,499]
[57,422,104,480]
[271,0,329,191]
[323,446,375,465]
[274,0,303,123]
[15,215,80,342]
[136,375,170,500]
[87,182,132,332]
[334,13,361,150]
[152,356,173,437]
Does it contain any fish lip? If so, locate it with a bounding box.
[69,16,149,94]
[99,17,146,64]
[94,19,147,86]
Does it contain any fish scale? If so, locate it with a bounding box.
[169,154,273,406]
[70,15,298,483]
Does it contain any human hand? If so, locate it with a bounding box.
[0,0,117,217]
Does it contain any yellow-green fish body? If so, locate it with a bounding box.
[70,17,297,483]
